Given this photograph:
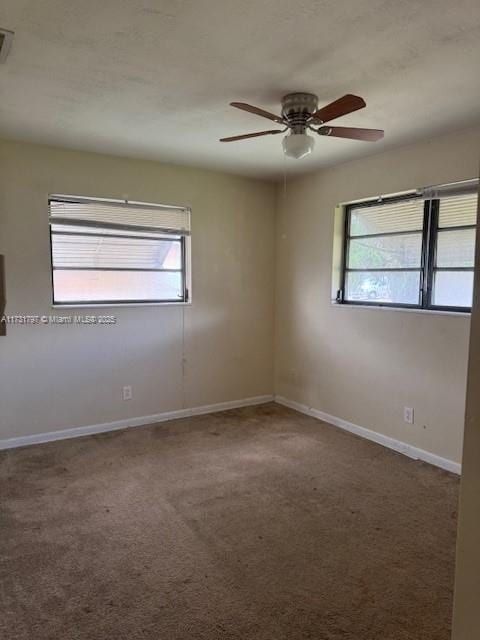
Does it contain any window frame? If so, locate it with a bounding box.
[339,193,476,313]
[48,196,191,307]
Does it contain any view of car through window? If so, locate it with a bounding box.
[351,275,392,302]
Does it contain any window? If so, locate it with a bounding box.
[340,187,478,312]
[49,196,191,305]
[432,195,476,308]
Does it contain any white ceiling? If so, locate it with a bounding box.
[0,0,479,179]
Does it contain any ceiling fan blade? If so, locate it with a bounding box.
[220,130,284,142]
[317,126,384,141]
[230,102,285,124]
[311,94,366,123]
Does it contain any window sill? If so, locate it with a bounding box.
[52,301,192,310]
[331,301,470,318]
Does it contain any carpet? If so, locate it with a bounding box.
[0,403,459,639]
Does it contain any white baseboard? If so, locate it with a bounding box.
[0,394,274,451]
[1,393,461,475]
[275,395,461,475]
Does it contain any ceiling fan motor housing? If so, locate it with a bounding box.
[281,93,318,133]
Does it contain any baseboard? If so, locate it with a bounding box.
[275,395,461,475]
[0,394,274,451]
[1,393,461,475]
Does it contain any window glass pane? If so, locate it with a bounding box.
[433,271,474,308]
[438,194,478,228]
[348,233,422,269]
[52,234,181,270]
[349,198,423,236]
[53,270,183,303]
[436,229,476,268]
[345,271,421,305]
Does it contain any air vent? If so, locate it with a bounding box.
[0,29,14,64]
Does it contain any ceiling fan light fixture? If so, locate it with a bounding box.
[222,93,383,154]
[282,131,315,160]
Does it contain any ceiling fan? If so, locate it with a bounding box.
[220,93,384,159]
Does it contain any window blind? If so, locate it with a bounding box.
[349,198,424,236]
[49,197,191,236]
[437,193,478,228]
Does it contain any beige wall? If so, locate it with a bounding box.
[452,185,480,639]
[0,139,275,440]
[275,125,480,465]
[1,125,477,467]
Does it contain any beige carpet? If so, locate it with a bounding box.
[0,403,459,640]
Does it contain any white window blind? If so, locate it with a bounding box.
[50,197,191,236]
[49,196,191,305]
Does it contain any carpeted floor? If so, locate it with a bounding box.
[0,403,459,640]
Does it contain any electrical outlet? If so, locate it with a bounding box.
[123,385,132,401]
[404,406,414,424]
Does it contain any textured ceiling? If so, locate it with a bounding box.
[0,0,479,179]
